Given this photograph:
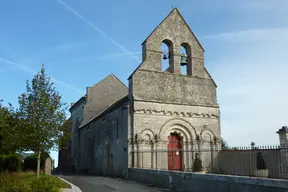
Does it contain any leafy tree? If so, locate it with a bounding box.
[58,118,72,149]
[221,138,230,150]
[0,102,25,154]
[18,64,67,178]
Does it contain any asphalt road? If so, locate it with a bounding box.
[60,175,172,192]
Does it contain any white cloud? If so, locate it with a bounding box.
[56,0,141,63]
[206,27,288,147]
[203,27,288,43]
[0,57,83,93]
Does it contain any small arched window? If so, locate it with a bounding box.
[180,43,192,76]
[161,39,173,72]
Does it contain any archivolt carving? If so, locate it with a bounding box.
[140,129,155,140]
[200,128,215,140]
[159,118,196,142]
[133,129,156,145]
[200,128,215,145]
[134,108,219,118]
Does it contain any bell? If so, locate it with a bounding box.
[163,53,168,60]
[180,54,187,66]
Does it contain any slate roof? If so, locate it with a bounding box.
[89,95,129,124]
[69,96,86,112]
[79,74,128,128]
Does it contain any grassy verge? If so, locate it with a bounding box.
[0,171,71,192]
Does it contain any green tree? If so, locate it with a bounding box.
[58,118,72,149]
[18,64,67,178]
[221,138,229,150]
[0,102,25,154]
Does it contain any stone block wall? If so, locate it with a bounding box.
[129,100,221,171]
[77,102,129,177]
[128,168,288,192]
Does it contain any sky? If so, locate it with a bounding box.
[0,0,287,167]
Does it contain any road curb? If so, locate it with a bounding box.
[58,176,82,192]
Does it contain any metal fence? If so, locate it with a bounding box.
[130,145,288,179]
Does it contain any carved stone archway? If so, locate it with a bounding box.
[158,118,197,171]
[159,118,196,143]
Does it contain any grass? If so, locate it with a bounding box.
[17,171,71,188]
[0,171,71,192]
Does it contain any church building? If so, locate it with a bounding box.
[69,8,221,177]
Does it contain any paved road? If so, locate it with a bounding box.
[60,175,171,192]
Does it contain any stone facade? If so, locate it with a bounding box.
[128,8,221,172]
[70,8,221,176]
[70,96,86,169]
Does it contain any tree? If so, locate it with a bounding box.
[0,102,25,154]
[58,118,72,150]
[192,153,203,172]
[221,138,229,150]
[18,64,67,178]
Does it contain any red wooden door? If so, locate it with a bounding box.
[168,134,182,171]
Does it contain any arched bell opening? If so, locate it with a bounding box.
[180,43,192,76]
[161,39,173,72]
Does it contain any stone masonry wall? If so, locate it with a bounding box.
[129,101,221,171]
[128,168,288,192]
[77,102,129,177]
[132,70,217,107]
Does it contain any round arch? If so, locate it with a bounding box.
[161,39,174,51]
[140,129,155,141]
[159,118,196,142]
[180,42,191,56]
[200,128,215,142]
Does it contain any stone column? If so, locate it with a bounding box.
[187,140,193,171]
[277,126,288,178]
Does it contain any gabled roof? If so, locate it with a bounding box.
[128,8,204,80]
[204,67,217,87]
[69,96,86,111]
[141,8,204,51]
[80,95,129,128]
[128,62,143,80]
[79,74,128,128]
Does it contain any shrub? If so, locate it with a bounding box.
[30,176,63,192]
[0,153,22,172]
[192,153,203,172]
[0,172,31,192]
[0,172,65,192]
[256,152,267,170]
[23,152,50,171]
[0,154,7,171]
[6,154,22,172]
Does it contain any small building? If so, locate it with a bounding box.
[70,8,221,177]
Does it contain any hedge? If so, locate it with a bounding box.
[23,152,50,171]
[0,153,22,172]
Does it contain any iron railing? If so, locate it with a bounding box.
[130,145,288,179]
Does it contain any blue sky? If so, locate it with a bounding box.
[1,0,288,167]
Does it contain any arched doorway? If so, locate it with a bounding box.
[168,132,182,171]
